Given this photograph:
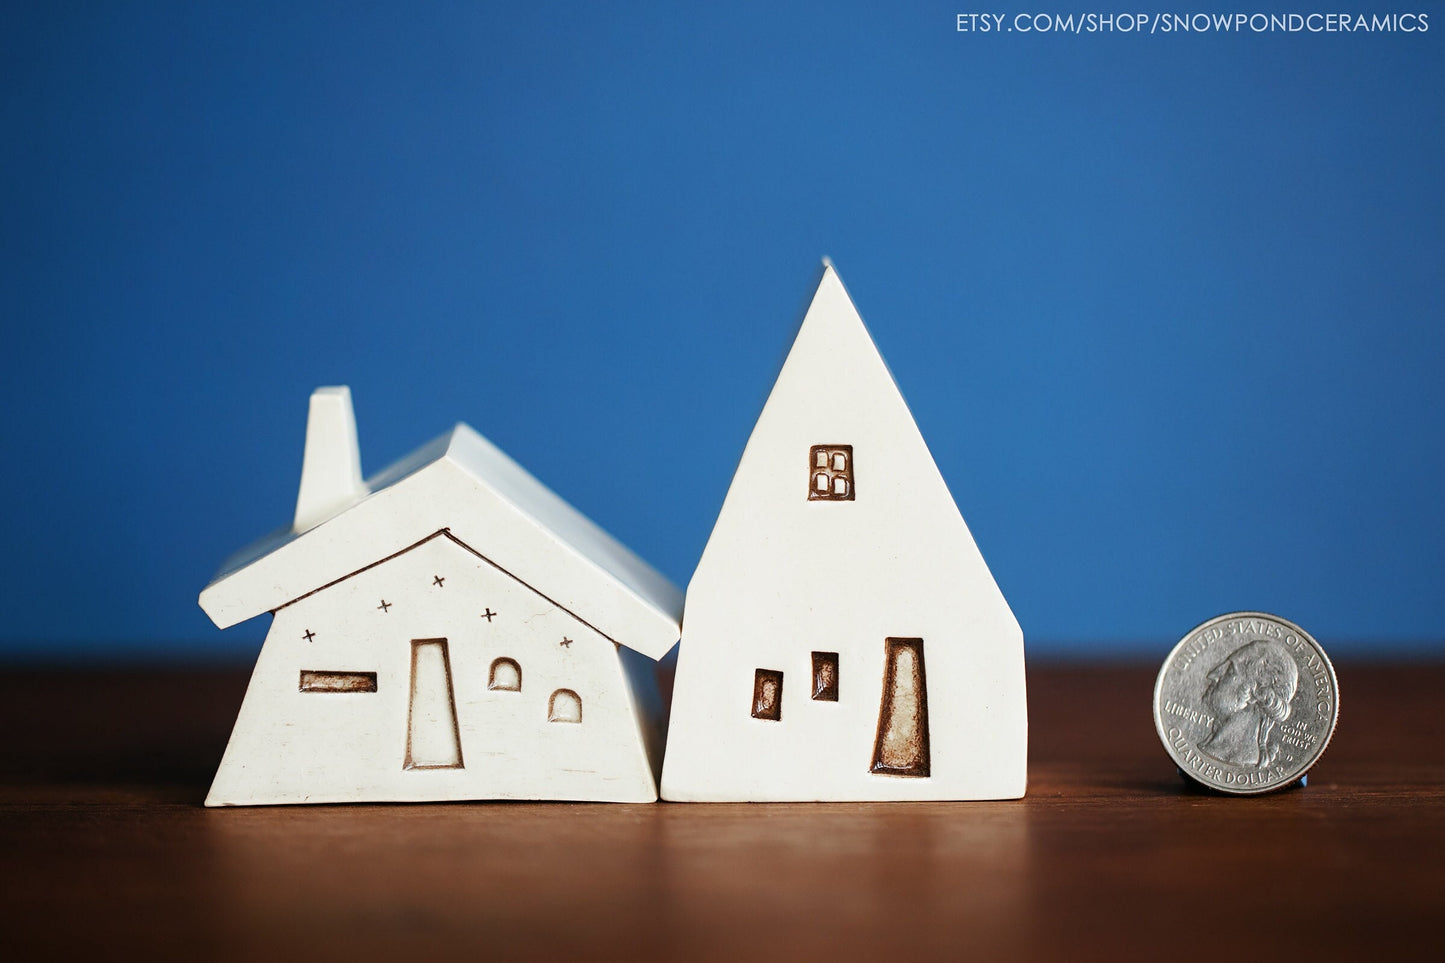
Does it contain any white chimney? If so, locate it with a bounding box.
[293,386,366,531]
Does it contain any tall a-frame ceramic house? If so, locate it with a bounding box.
[200,388,681,805]
[661,264,1027,802]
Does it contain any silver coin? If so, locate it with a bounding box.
[1153,612,1339,795]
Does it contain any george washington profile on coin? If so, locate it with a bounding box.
[1199,638,1299,768]
[1155,612,1337,794]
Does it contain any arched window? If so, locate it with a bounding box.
[488,657,521,691]
[548,688,582,723]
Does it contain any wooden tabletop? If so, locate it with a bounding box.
[2,661,1441,961]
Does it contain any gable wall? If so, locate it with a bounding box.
[662,272,1027,801]
[208,535,657,804]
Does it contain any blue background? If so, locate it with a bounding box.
[2,2,1441,662]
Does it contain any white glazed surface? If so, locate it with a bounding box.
[208,531,660,805]
[202,388,678,805]
[661,266,1028,801]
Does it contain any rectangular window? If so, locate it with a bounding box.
[299,670,377,693]
[811,652,839,701]
[751,668,783,721]
[808,445,854,501]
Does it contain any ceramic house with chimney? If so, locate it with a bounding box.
[660,264,1028,802]
[199,388,681,805]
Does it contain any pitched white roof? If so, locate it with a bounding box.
[199,422,682,660]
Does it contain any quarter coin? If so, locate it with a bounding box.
[1153,612,1339,795]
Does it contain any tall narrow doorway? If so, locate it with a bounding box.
[871,637,930,777]
[405,638,463,770]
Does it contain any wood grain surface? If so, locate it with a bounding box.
[2,662,1441,961]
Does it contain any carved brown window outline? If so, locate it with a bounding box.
[299,670,377,693]
[808,445,854,501]
[548,688,582,723]
[489,657,521,691]
[405,638,464,771]
[752,669,783,721]
[871,638,930,778]
[811,652,839,701]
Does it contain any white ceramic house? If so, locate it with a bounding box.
[661,264,1028,802]
[200,388,681,805]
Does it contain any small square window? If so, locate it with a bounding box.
[752,668,783,721]
[811,652,839,701]
[808,445,854,501]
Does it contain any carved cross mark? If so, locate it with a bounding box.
[432,575,445,588]
[481,608,497,622]
[377,600,392,612]
[560,637,573,648]
[302,629,316,643]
